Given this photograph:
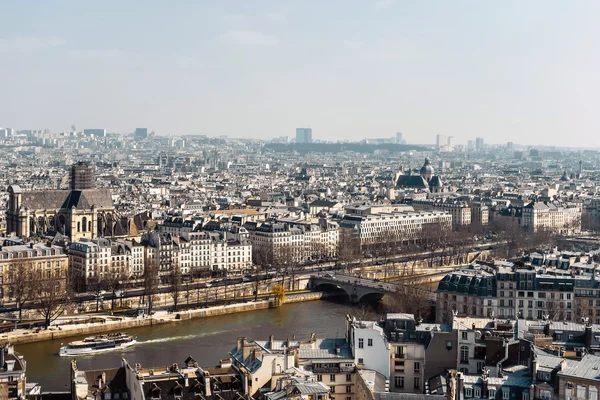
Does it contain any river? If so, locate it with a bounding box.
[16,300,359,391]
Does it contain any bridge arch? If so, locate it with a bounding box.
[357,291,385,304]
[313,283,350,300]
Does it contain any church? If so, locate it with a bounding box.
[396,157,444,193]
[6,162,119,241]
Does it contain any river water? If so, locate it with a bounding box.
[16,300,358,391]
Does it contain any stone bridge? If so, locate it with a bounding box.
[309,274,399,304]
[309,273,437,304]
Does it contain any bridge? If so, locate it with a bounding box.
[309,273,438,304]
[310,274,400,304]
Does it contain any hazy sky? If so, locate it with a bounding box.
[1,1,599,146]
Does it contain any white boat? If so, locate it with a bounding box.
[58,333,137,356]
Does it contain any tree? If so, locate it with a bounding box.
[106,269,128,310]
[252,246,271,301]
[374,229,401,278]
[87,275,108,313]
[542,292,567,321]
[142,256,159,314]
[338,228,361,270]
[272,284,285,306]
[169,264,183,311]
[36,275,72,329]
[9,260,38,321]
[387,279,434,321]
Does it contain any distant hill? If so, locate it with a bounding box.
[263,142,429,154]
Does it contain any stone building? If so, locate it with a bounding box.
[0,344,27,400]
[5,164,117,241]
[0,242,69,303]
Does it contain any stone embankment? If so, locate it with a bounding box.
[1,291,335,345]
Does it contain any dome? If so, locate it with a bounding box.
[420,157,434,175]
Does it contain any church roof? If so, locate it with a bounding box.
[20,189,114,211]
[397,175,428,189]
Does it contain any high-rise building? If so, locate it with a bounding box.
[396,132,404,144]
[436,134,447,150]
[447,136,454,152]
[134,128,148,139]
[70,161,95,190]
[467,140,474,151]
[295,128,313,144]
[475,137,484,151]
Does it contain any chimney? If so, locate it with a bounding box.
[237,337,245,351]
[269,335,274,348]
[204,375,212,396]
[584,324,593,349]
[0,346,4,370]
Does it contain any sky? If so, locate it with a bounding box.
[1,0,599,146]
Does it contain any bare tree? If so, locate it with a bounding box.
[543,293,563,321]
[106,269,128,310]
[142,256,159,314]
[338,228,361,271]
[8,260,38,321]
[169,264,182,311]
[87,275,108,313]
[252,246,270,301]
[36,275,72,329]
[387,279,434,321]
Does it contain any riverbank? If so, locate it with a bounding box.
[1,291,337,345]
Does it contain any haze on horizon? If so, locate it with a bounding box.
[1,0,599,147]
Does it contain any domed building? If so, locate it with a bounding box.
[396,158,445,193]
[420,157,434,182]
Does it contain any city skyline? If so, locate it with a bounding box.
[1,1,600,146]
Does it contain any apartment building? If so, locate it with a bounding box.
[69,238,144,290]
[245,220,336,265]
[408,199,472,227]
[436,265,498,323]
[0,242,69,303]
[339,210,452,249]
[521,201,582,234]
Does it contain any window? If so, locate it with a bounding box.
[358,358,363,364]
[465,388,473,398]
[577,385,586,399]
[502,389,509,400]
[346,386,351,393]
[330,375,336,382]
[414,362,420,372]
[394,377,404,389]
[474,387,481,398]
[461,346,469,363]
[522,393,529,400]
[368,338,373,346]
[358,338,364,348]
[317,375,322,382]
[330,386,335,393]
[414,377,420,390]
[462,332,468,340]
[590,386,598,400]
[539,390,551,400]
[488,389,495,399]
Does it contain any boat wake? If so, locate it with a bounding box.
[140,330,228,345]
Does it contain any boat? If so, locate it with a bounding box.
[58,333,137,356]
